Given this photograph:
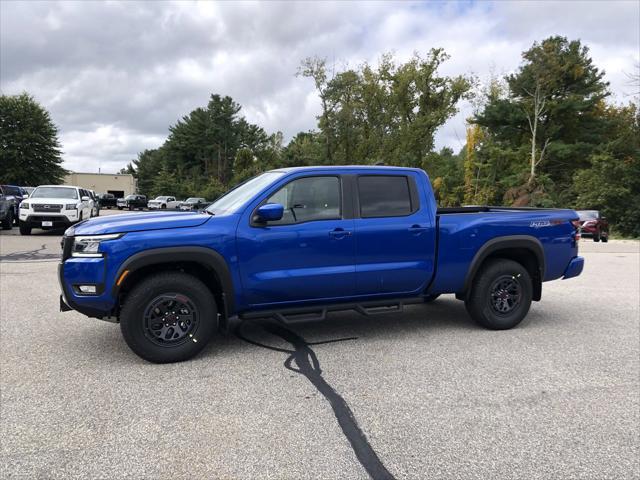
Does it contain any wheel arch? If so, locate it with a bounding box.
[113,247,235,322]
[461,235,544,302]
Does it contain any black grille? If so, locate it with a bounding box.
[33,204,63,213]
[29,215,66,222]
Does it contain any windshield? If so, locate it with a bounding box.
[125,195,136,200]
[185,198,200,202]
[154,196,169,201]
[31,187,78,199]
[206,172,285,214]
[578,210,598,220]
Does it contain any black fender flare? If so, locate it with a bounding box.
[462,235,545,300]
[113,246,235,314]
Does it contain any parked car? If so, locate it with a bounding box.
[19,185,92,235]
[59,166,584,363]
[576,210,609,242]
[98,193,118,209]
[117,194,147,210]
[179,197,208,211]
[1,184,28,224]
[148,196,180,210]
[0,185,17,230]
[88,190,100,217]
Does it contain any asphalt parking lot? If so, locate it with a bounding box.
[1,211,639,480]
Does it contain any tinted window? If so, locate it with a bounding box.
[265,176,341,225]
[358,176,412,217]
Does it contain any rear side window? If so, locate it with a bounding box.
[265,176,341,225]
[358,175,413,218]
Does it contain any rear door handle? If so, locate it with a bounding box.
[329,228,352,239]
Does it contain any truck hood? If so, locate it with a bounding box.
[70,211,211,235]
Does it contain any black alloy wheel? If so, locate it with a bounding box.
[143,294,199,347]
[488,275,522,315]
[465,258,533,330]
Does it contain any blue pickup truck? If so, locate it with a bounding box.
[59,166,584,363]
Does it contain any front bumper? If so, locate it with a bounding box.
[58,262,112,318]
[20,214,75,228]
[563,256,584,280]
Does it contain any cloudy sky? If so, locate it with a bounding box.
[1,1,638,174]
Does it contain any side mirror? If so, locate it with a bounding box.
[82,196,90,201]
[255,203,284,223]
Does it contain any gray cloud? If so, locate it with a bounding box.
[1,1,638,174]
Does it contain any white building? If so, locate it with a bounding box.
[64,172,137,198]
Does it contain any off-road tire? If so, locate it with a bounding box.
[465,258,532,330]
[19,222,31,235]
[2,210,13,230]
[120,272,218,363]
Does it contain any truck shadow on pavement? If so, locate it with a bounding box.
[235,316,397,480]
[0,244,61,262]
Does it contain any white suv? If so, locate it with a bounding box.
[19,185,92,235]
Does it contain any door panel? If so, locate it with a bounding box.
[354,174,436,295]
[236,175,356,307]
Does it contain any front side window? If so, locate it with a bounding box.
[265,176,341,225]
[358,175,413,218]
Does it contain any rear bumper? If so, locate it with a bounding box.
[563,256,584,280]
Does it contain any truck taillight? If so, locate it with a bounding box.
[571,220,581,242]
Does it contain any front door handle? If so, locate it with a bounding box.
[408,224,429,235]
[329,228,352,239]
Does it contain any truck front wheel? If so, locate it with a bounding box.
[120,272,218,363]
[465,259,532,330]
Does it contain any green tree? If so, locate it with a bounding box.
[474,36,610,193]
[573,103,640,236]
[300,51,472,167]
[0,93,66,185]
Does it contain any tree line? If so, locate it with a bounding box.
[1,36,638,236]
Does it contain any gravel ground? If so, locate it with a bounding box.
[1,215,638,480]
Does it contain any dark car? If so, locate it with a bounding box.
[98,193,118,209]
[576,210,609,242]
[0,185,17,229]
[1,184,27,225]
[117,194,147,210]
[179,197,208,211]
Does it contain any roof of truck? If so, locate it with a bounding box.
[271,165,424,173]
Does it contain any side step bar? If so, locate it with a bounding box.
[239,296,426,325]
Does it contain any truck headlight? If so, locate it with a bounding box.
[66,204,77,210]
[20,202,29,209]
[71,233,124,257]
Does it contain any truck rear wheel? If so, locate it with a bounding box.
[465,259,532,330]
[120,272,218,363]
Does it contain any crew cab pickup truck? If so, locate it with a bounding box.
[117,194,147,210]
[59,166,584,363]
[148,196,180,210]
